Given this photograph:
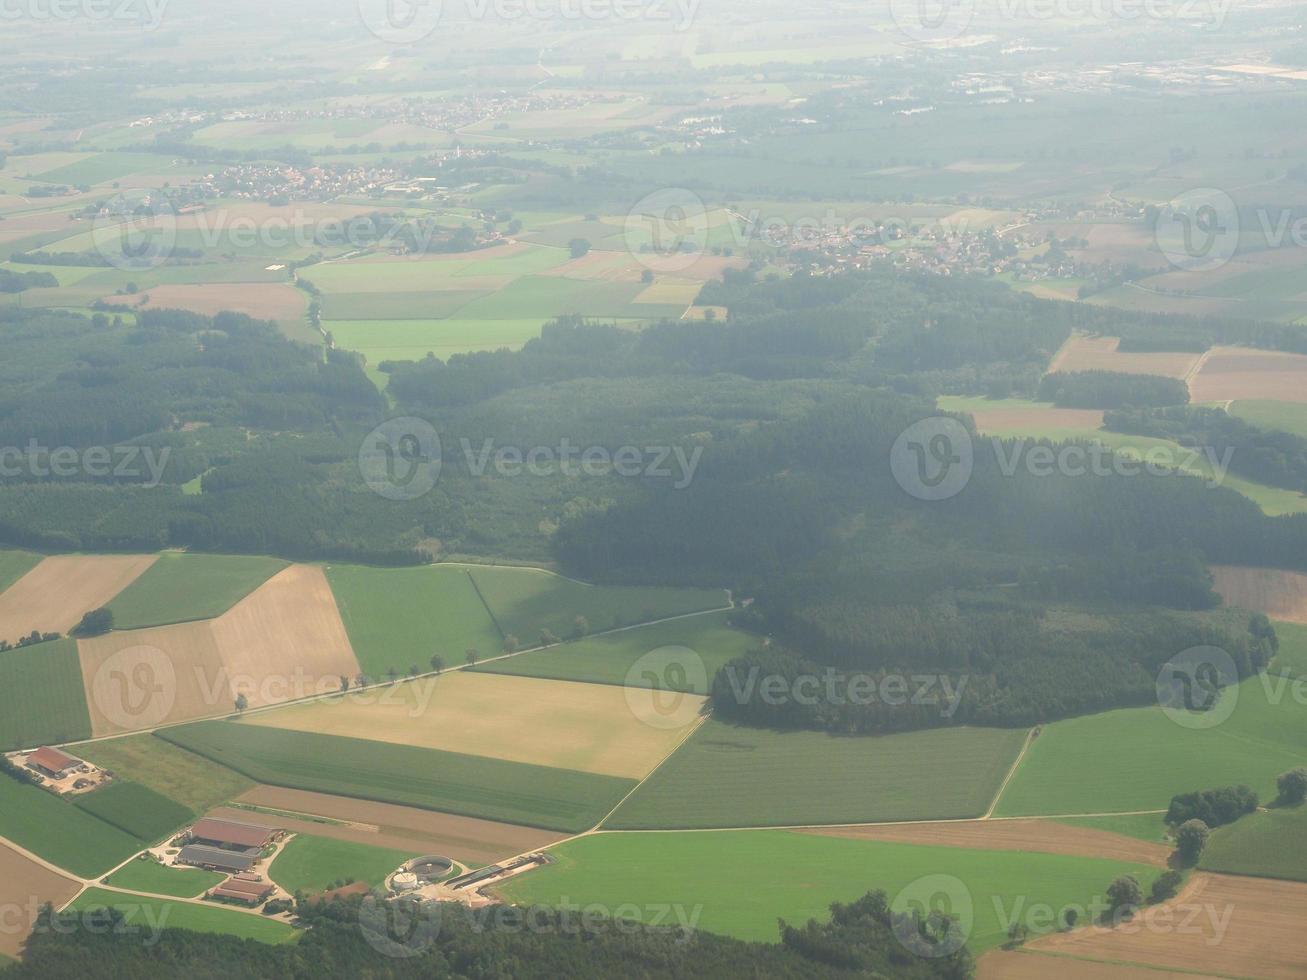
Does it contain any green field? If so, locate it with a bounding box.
[324,564,504,679]
[471,611,753,693]
[940,395,1307,517]
[268,834,413,895]
[74,780,194,844]
[466,566,727,644]
[1230,400,1307,440]
[327,318,548,363]
[71,733,254,815]
[103,856,225,898]
[1054,812,1170,844]
[106,552,287,628]
[0,549,40,593]
[1273,621,1307,678]
[995,676,1307,816]
[0,639,93,750]
[605,720,1027,829]
[67,888,297,944]
[33,152,169,186]
[499,830,1159,949]
[0,776,143,878]
[158,721,633,832]
[1201,805,1307,882]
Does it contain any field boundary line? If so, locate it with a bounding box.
[464,568,507,641]
[62,604,734,748]
[594,710,711,832]
[983,726,1036,819]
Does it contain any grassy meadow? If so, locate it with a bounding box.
[268,834,414,895]
[0,639,92,750]
[158,720,633,832]
[0,776,143,878]
[994,675,1307,816]
[71,733,255,815]
[106,553,287,628]
[103,857,225,898]
[1201,805,1307,883]
[606,720,1028,829]
[471,610,752,693]
[68,888,297,944]
[499,830,1160,949]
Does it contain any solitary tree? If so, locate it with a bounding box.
[1176,819,1211,865]
[429,653,445,674]
[465,648,479,666]
[1278,768,1307,805]
[503,634,520,655]
[1106,875,1143,919]
[339,675,350,693]
[1062,909,1079,931]
[234,693,248,713]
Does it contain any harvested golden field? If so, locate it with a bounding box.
[221,786,564,865]
[101,283,306,322]
[1210,565,1307,624]
[241,671,705,779]
[0,554,156,642]
[1024,873,1307,980]
[0,842,81,958]
[78,564,360,736]
[1189,347,1307,405]
[804,818,1169,867]
[208,564,359,711]
[968,405,1105,436]
[1047,334,1202,379]
[978,950,1221,979]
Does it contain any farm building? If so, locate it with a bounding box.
[208,874,275,906]
[25,746,83,779]
[187,817,283,850]
[178,844,258,874]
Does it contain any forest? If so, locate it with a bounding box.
[8,891,973,980]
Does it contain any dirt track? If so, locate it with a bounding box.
[221,787,566,866]
[1020,873,1307,980]
[1211,564,1307,624]
[0,842,80,958]
[801,819,1170,867]
[0,554,156,642]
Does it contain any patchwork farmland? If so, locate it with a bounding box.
[498,830,1162,949]
[0,554,156,642]
[240,671,705,779]
[605,720,1028,829]
[157,720,634,832]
